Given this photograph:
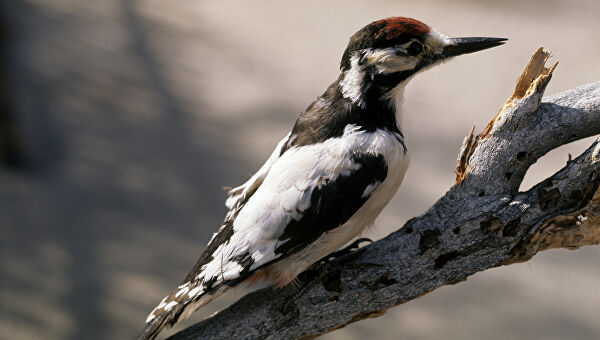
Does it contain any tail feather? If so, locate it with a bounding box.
[137,284,231,340]
[136,309,175,340]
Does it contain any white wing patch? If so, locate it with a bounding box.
[174,286,189,298]
[225,132,291,210]
[186,286,202,298]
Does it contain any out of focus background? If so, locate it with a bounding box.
[1,1,599,339]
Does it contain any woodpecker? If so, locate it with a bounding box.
[138,17,505,340]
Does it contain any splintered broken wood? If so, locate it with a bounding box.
[455,47,558,184]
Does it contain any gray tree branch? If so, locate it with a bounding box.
[168,48,600,340]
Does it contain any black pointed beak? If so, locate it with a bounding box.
[442,37,507,58]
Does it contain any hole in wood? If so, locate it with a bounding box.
[519,138,595,192]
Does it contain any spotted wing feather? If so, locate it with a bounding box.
[139,129,389,340]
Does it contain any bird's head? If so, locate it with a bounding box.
[339,17,506,106]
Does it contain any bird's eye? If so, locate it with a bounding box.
[406,42,423,56]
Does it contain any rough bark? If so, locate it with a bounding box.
[168,48,600,340]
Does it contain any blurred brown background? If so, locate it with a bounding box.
[1,1,599,339]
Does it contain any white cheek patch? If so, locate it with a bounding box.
[364,48,418,74]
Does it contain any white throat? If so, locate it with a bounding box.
[387,83,407,132]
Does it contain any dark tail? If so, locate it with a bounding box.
[136,310,173,340]
[136,284,231,340]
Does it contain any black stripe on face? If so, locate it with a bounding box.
[274,152,388,256]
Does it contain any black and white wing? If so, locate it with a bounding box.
[224,133,291,210]
[139,127,393,340]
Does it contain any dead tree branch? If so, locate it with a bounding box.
[168,48,600,340]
